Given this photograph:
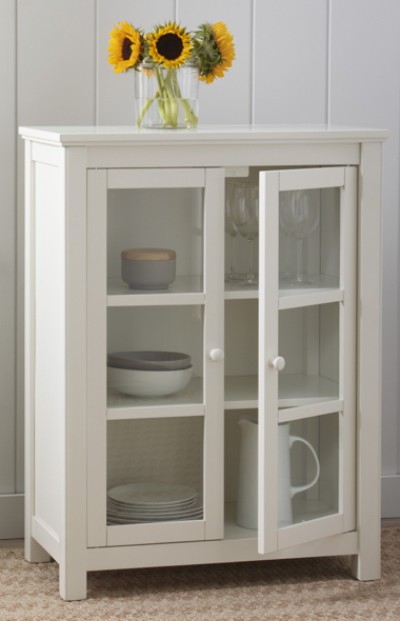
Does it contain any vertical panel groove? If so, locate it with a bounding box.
[16,0,27,496]
[0,0,18,502]
[250,0,256,124]
[396,60,400,472]
[95,0,99,125]
[13,0,20,492]
[326,0,332,124]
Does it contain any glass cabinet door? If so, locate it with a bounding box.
[86,167,225,547]
[258,166,357,554]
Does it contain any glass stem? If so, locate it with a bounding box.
[225,235,233,280]
[229,235,235,276]
[296,238,304,282]
[247,240,255,281]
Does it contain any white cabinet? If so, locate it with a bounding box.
[20,126,386,600]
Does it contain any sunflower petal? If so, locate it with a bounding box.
[108,21,143,73]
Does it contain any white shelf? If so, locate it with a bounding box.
[108,275,340,308]
[290,497,338,526]
[224,282,259,300]
[107,276,204,307]
[225,275,341,308]
[106,500,339,540]
[224,375,258,409]
[107,373,339,420]
[224,500,338,541]
[224,374,339,410]
[107,374,339,418]
[279,273,339,292]
[278,374,339,407]
[279,275,342,309]
[224,502,256,540]
[107,377,204,419]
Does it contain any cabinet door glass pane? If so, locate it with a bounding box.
[224,178,260,288]
[279,413,339,528]
[279,188,340,289]
[107,187,204,294]
[107,418,204,525]
[223,411,341,533]
[278,303,339,405]
[107,305,203,408]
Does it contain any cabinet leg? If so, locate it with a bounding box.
[351,534,381,581]
[351,554,380,581]
[59,563,87,601]
[25,536,52,563]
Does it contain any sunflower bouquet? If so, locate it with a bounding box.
[108,21,235,128]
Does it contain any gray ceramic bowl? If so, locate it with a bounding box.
[121,248,176,290]
[107,351,192,371]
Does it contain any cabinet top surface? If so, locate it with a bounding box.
[19,124,388,146]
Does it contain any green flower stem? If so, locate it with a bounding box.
[137,96,156,127]
[165,70,178,127]
[181,98,198,127]
[154,66,169,124]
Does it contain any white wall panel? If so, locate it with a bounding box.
[97,0,175,124]
[17,0,96,125]
[254,0,329,123]
[0,0,16,497]
[176,0,252,123]
[330,0,400,481]
[12,0,97,536]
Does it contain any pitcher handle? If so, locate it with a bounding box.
[289,436,320,498]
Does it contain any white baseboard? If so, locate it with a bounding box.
[381,474,400,518]
[0,494,24,539]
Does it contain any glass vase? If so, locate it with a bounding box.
[134,62,199,129]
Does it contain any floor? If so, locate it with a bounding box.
[381,517,400,528]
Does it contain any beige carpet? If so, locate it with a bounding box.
[0,528,399,621]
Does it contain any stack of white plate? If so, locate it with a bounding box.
[107,482,203,525]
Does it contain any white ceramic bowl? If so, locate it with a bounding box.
[108,366,192,398]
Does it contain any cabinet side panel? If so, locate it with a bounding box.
[34,161,65,538]
[352,141,383,580]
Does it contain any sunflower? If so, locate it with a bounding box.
[194,22,235,83]
[108,22,143,73]
[147,22,192,69]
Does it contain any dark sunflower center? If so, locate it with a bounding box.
[122,37,132,60]
[156,33,183,60]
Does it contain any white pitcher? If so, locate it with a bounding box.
[237,418,320,529]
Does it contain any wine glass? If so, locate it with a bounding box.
[225,183,241,281]
[232,182,259,286]
[279,189,320,286]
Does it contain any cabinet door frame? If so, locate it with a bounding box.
[86,166,225,547]
[258,166,357,554]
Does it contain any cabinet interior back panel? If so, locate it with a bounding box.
[107,418,204,497]
[107,189,203,280]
